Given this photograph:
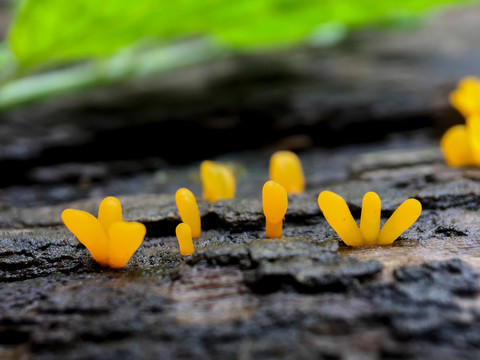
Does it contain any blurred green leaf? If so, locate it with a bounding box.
[0,39,224,109]
[6,0,475,72]
[0,43,5,70]
[0,0,476,110]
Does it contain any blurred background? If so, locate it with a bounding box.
[0,0,479,206]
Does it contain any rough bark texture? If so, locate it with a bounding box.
[1,141,480,360]
[2,4,480,360]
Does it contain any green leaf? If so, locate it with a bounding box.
[0,39,225,110]
[0,43,6,70]
[6,0,475,72]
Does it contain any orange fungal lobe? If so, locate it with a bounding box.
[62,196,146,268]
[176,223,194,256]
[262,180,288,238]
[269,151,305,194]
[200,160,236,202]
[175,188,201,238]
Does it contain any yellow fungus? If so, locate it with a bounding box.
[377,199,422,245]
[176,223,194,256]
[62,209,110,266]
[107,222,146,269]
[200,160,236,202]
[441,125,475,167]
[175,188,201,238]
[318,191,422,246]
[467,115,480,165]
[360,192,381,245]
[98,196,122,233]
[449,76,480,118]
[441,77,480,167]
[262,180,288,238]
[317,191,363,246]
[62,196,146,269]
[441,116,480,167]
[269,150,305,194]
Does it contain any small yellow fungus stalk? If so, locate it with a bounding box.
[377,199,423,245]
[441,125,476,167]
[317,191,363,246]
[62,196,146,268]
[318,191,422,246]
[441,115,480,167]
[449,77,480,118]
[441,77,480,167]
[467,115,480,165]
[175,188,201,238]
[360,192,381,245]
[269,151,305,194]
[200,160,235,202]
[262,180,288,238]
[176,223,194,256]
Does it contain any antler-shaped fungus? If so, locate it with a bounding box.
[318,191,422,246]
[62,196,146,268]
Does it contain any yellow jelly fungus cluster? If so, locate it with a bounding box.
[200,160,236,202]
[176,223,194,256]
[269,150,305,194]
[262,180,288,238]
[450,77,480,118]
[62,149,423,266]
[441,77,480,167]
[62,196,146,268]
[317,191,422,247]
[175,188,201,239]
